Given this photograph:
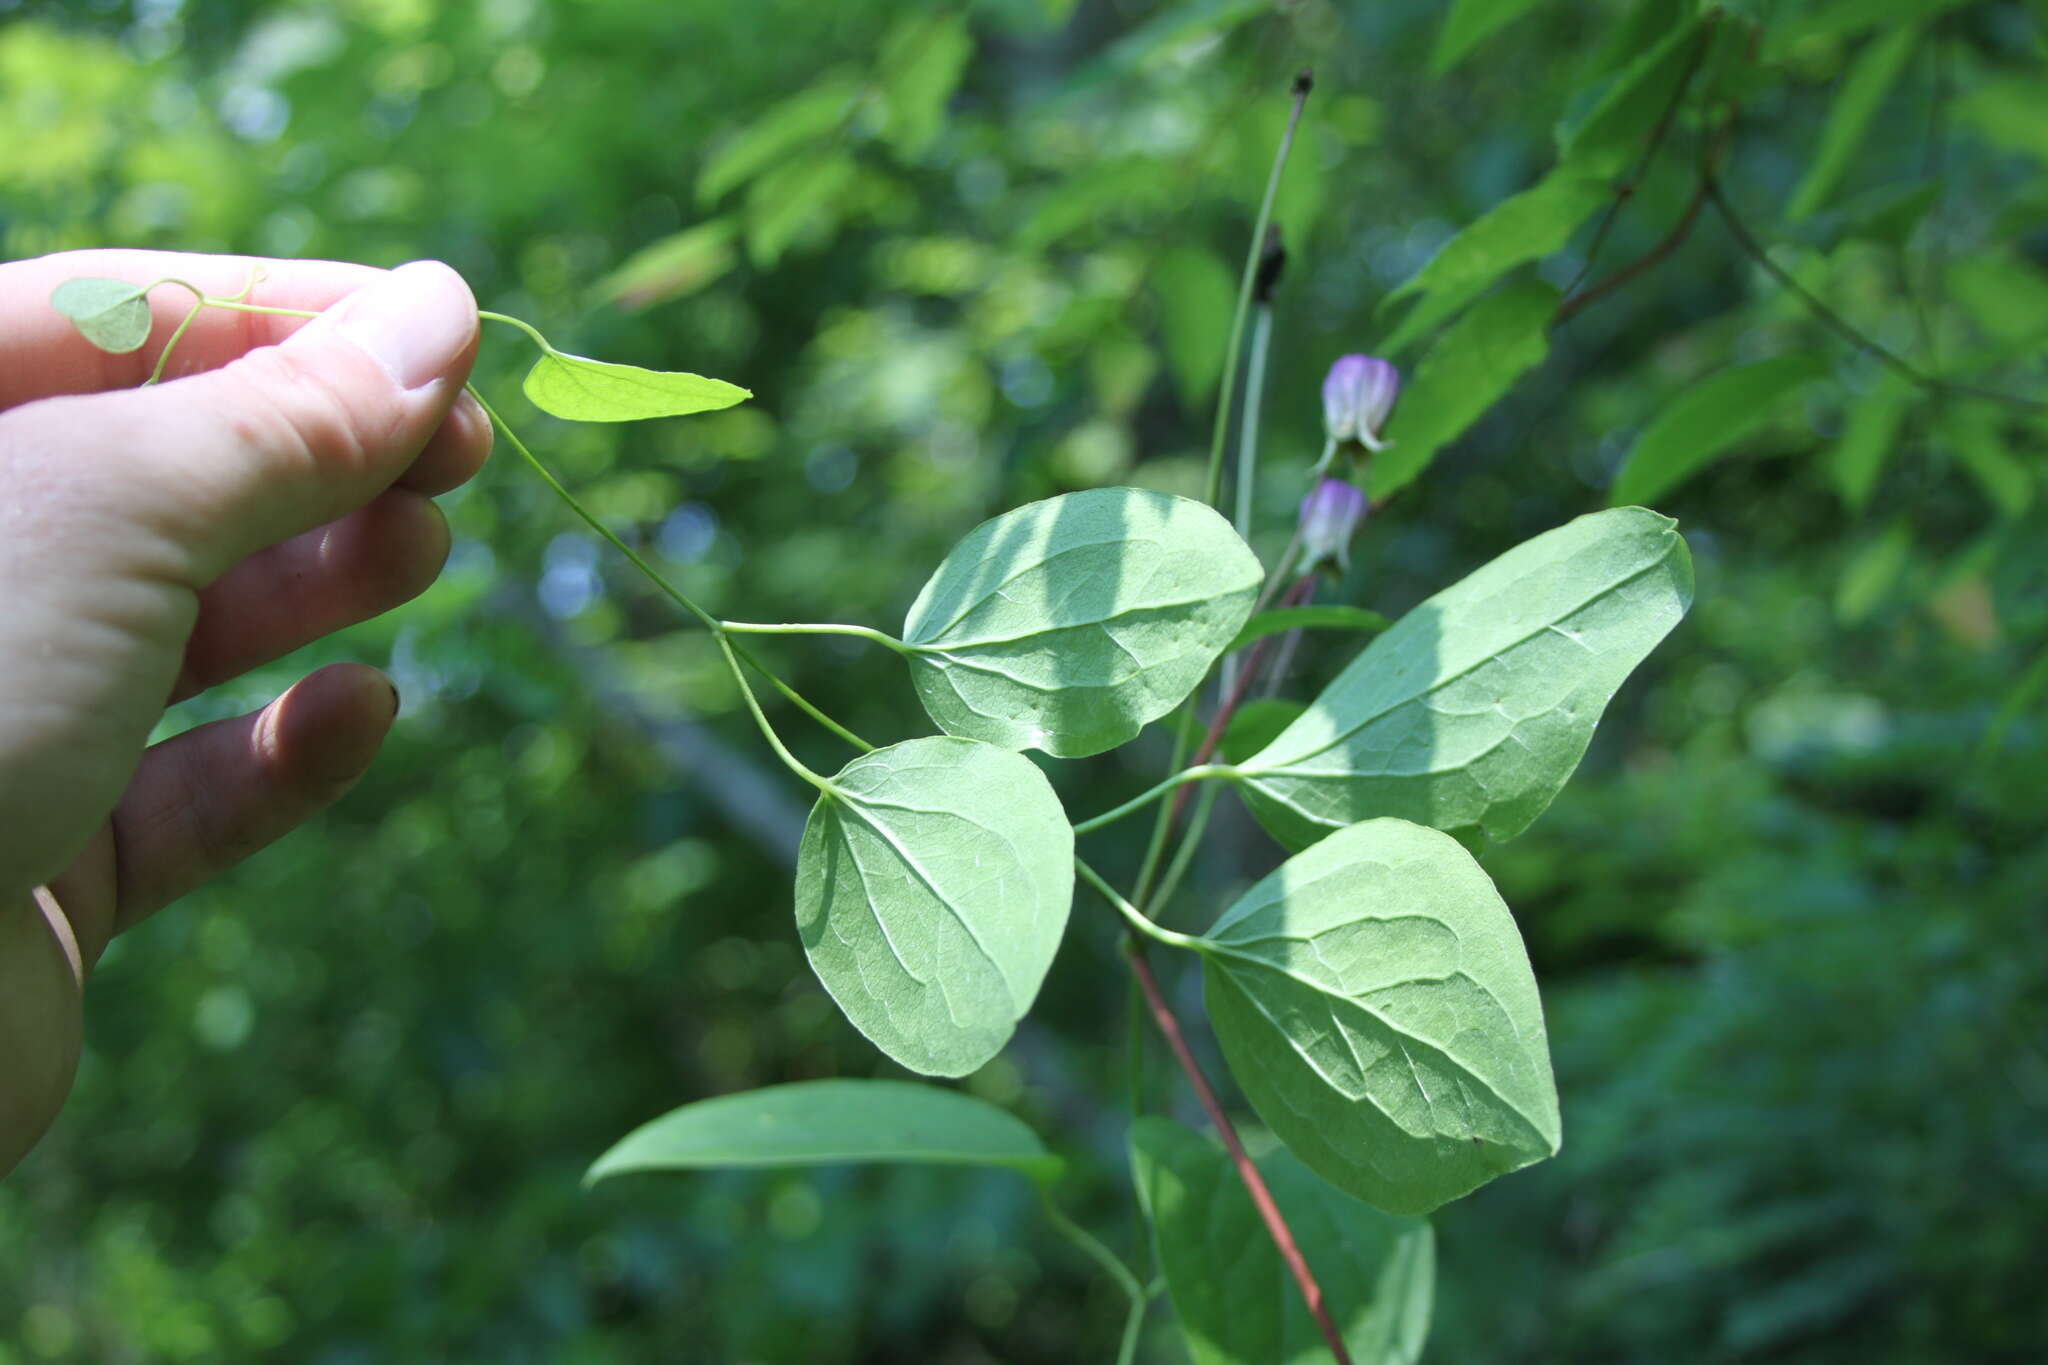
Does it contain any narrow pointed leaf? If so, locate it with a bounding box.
[1229,605,1392,654]
[797,737,1073,1077]
[1153,245,1235,410]
[523,350,751,422]
[1367,280,1558,503]
[697,76,858,204]
[50,277,153,354]
[876,12,973,158]
[1828,383,1910,513]
[1238,507,1692,849]
[588,1079,1061,1185]
[1609,355,1824,506]
[902,488,1261,757]
[1431,0,1545,74]
[1557,17,1705,177]
[1788,26,1921,222]
[1197,819,1560,1215]
[595,219,738,310]
[1131,1116,1435,1364]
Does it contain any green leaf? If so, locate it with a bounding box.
[796,737,1073,1077]
[1609,355,1825,506]
[744,150,861,268]
[1828,384,1910,513]
[50,277,152,354]
[902,488,1262,758]
[1197,818,1561,1215]
[1582,0,1688,82]
[1220,699,1307,767]
[587,1079,1061,1185]
[595,220,738,310]
[877,12,973,159]
[1131,1116,1435,1364]
[1943,409,2033,520]
[1237,508,1693,849]
[1379,173,1603,353]
[1229,604,1393,654]
[1787,26,1921,222]
[1431,0,1545,74]
[1152,245,1235,412]
[522,350,752,423]
[697,76,858,204]
[1834,519,1912,625]
[1368,280,1558,501]
[1557,17,1704,178]
[1763,0,1971,61]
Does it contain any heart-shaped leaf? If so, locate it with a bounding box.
[797,737,1073,1077]
[522,349,751,422]
[1132,1116,1435,1365]
[902,488,1261,758]
[1237,506,1692,850]
[1198,818,1560,1216]
[51,278,153,354]
[588,1079,1061,1185]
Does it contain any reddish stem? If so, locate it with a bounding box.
[1126,943,1355,1365]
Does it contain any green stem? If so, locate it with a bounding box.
[1146,781,1218,918]
[1202,74,1312,508]
[1038,1193,1149,1365]
[1221,302,1276,698]
[147,298,206,385]
[733,650,877,753]
[714,633,832,791]
[478,308,554,353]
[1077,860,1206,954]
[1129,706,1197,909]
[720,620,909,654]
[1071,765,1236,836]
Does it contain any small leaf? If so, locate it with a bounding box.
[1431,0,1545,74]
[50,277,153,354]
[1368,280,1558,501]
[522,350,751,423]
[1581,0,1688,82]
[1943,409,2033,519]
[588,1079,1061,1185]
[744,150,861,268]
[1834,519,1912,625]
[1763,0,1971,61]
[697,76,858,204]
[1609,355,1825,507]
[877,12,973,159]
[1557,17,1705,178]
[1197,818,1560,1215]
[595,220,738,310]
[902,488,1262,758]
[1228,605,1392,654]
[1379,174,1603,352]
[1238,507,1692,849]
[1828,384,1910,513]
[1131,1116,1435,1365]
[1219,699,1307,767]
[1787,26,1921,222]
[1152,245,1235,412]
[797,737,1073,1077]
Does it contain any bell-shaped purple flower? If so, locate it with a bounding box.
[1321,354,1399,453]
[1298,477,1368,573]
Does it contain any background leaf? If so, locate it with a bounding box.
[1431,0,1546,74]
[1828,384,1910,512]
[588,1080,1061,1184]
[1379,174,1603,353]
[1368,280,1558,501]
[1152,245,1235,412]
[1131,1116,1435,1365]
[522,350,752,422]
[1834,519,1912,625]
[1787,26,1921,222]
[1220,699,1308,767]
[876,13,972,159]
[1941,408,2033,519]
[1609,355,1825,506]
[796,737,1073,1077]
[1198,818,1560,1215]
[50,276,152,353]
[696,76,857,204]
[1239,508,1693,849]
[1229,605,1392,654]
[595,219,738,310]
[902,488,1261,757]
[744,150,861,267]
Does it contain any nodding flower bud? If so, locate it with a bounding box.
[1321,354,1399,455]
[1298,477,1368,574]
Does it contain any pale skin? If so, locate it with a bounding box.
[0,250,493,1175]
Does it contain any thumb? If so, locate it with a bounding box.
[51,260,480,585]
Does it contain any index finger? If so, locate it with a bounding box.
[0,250,391,412]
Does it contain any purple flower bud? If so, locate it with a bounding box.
[1298,477,1368,573]
[1321,354,1399,453]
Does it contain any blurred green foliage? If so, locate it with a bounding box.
[3,0,2045,1360]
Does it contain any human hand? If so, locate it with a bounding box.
[0,250,491,1175]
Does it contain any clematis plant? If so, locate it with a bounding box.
[1317,353,1400,470]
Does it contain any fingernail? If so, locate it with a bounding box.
[331,260,475,391]
[383,676,401,718]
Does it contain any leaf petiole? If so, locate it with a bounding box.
[720,620,910,654]
[1076,860,1206,954]
[1070,765,1238,837]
